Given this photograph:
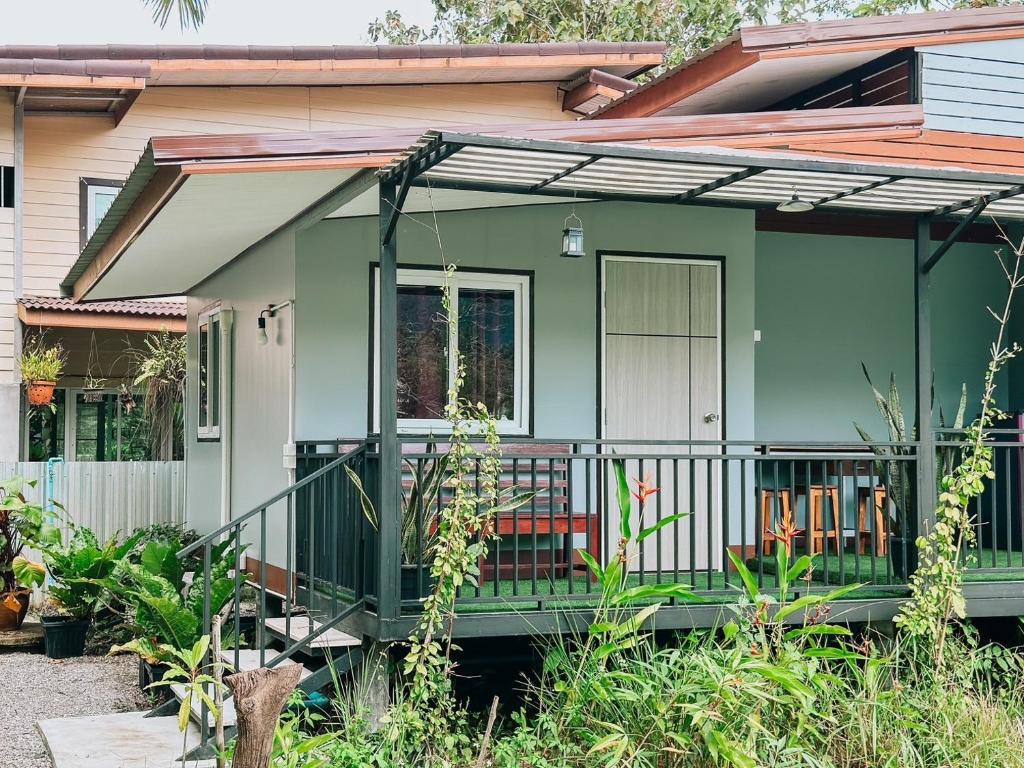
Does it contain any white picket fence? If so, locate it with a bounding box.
[0,461,185,542]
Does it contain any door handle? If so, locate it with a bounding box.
[703,412,720,424]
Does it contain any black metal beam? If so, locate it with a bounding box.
[380,163,413,248]
[377,178,401,623]
[811,176,903,207]
[672,167,766,203]
[920,198,988,274]
[929,185,1024,218]
[915,218,937,535]
[530,155,600,192]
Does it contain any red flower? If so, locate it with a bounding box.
[632,473,661,507]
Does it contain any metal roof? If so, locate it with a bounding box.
[19,295,185,317]
[390,131,1024,220]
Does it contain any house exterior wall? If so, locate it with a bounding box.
[754,231,1012,441]
[293,201,757,443]
[0,95,17,461]
[921,39,1024,137]
[186,229,296,550]
[2,80,569,461]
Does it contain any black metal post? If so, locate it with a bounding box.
[915,217,937,535]
[378,178,401,624]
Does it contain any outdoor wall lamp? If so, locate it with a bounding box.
[777,190,815,213]
[256,307,275,345]
[560,210,585,257]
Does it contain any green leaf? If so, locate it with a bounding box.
[637,513,688,542]
[727,549,759,599]
[612,458,632,541]
[577,549,604,583]
[610,582,701,605]
[784,624,852,641]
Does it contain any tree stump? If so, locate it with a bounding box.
[225,664,303,768]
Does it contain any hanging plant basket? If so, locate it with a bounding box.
[26,380,57,407]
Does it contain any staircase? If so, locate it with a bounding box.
[153,442,374,759]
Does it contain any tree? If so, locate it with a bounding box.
[369,0,1014,70]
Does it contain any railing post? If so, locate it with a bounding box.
[915,217,937,538]
[377,177,401,623]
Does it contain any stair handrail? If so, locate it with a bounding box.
[177,440,369,559]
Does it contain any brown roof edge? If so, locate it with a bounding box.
[561,68,639,113]
[0,41,666,62]
[147,103,924,165]
[740,5,1024,51]
[591,7,1024,119]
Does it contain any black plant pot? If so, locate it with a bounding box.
[401,563,434,601]
[889,536,919,581]
[41,616,89,659]
[138,657,171,689]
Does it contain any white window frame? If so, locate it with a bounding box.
[80,178,123,249]
[197,308,222,440]
[373,268,531,435]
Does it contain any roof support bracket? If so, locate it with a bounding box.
[531,155,600,192]
[673,167,766,203]
[921,198,988,274]
[381,163,413,248]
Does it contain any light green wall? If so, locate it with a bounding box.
[185,229,296,549]
[294,201,757,443]
[754,231,1012,441]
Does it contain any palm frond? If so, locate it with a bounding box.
[142,0,208,30]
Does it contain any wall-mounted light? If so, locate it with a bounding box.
[256,307,274,345]
[560,210,585,258]
[777,190,814,214]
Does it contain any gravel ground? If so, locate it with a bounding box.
[0,649,150,768]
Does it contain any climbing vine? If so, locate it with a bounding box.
[896,238,1024,663]
[390,265,533,763]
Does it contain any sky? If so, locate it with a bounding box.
[5,0,438,45]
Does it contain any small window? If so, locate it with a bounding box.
[374,269,530,434]
[198,310,222,440]
[0,166,13,209]
[79,177,123,249]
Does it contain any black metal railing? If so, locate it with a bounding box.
[935,426,1024,572]
[178,440,370,748]
[392,438,920,612]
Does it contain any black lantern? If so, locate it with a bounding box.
[560,211,585,258]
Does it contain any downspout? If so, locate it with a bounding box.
[219,310,235,528]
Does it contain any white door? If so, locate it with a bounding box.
[602,256,722,573]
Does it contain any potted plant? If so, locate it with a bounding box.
[18,336,66,407]
[855,366,967,580]
[346,445,447,601]
[0,476,58,631]
[38,523,141,658]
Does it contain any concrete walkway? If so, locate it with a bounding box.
[38,711,215,768]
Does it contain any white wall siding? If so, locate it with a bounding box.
[0,461,185,543]
[921,39,1024,137]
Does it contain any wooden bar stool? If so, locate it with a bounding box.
[759,489,793,555]
[806,485,841,555]
[857,486,888,556]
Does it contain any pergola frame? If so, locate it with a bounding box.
[374,130,1024,622]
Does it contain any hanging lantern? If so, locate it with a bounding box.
[560,211,585,258]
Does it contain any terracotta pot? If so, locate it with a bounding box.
[0,591,30,631]
[26,380,56,407]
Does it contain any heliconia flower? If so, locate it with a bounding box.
[769,506,804,551]
[632,474,661,506]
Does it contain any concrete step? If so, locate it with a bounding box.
[170,681,236,728]
[218,648,312,682]
[264,616,361,650]
[39,711,215,768]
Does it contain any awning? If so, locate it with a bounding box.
[386,131,1024,220]
[18,296,185,332]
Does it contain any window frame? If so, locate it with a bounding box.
[79,177,123,250]
[197,308,222,441]
[372,267,532,435]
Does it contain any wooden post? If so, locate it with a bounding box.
[378,178,401,624]
[211,615,225,768]
[225,665,303,768]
